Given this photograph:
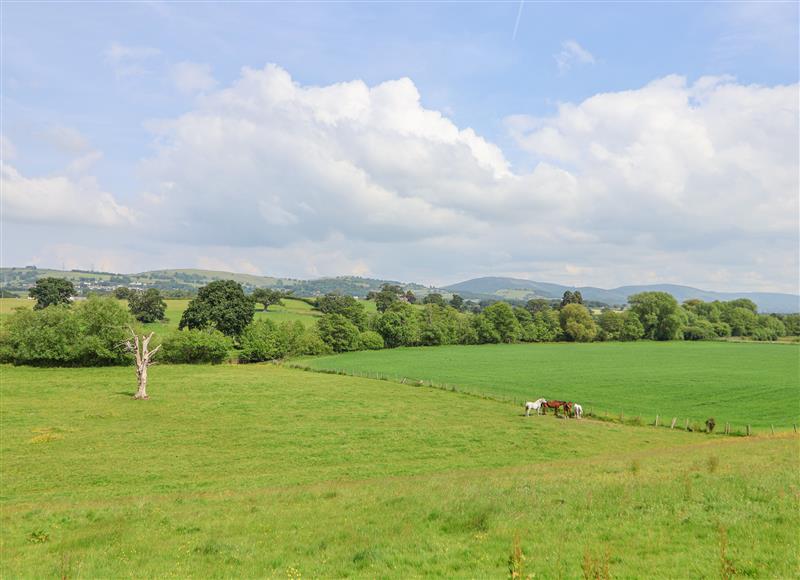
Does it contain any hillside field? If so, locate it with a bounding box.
[301,342,800,430]
[2,364,798,578]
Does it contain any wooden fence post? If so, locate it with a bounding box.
[670,417,677,429]
[724,422,730,435]
[747,425,751,436]
[794,424,797,434]
[685,418,689,430]
[655,414,660,427]
[771,425,775,436]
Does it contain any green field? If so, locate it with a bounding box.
[2,364,797,578]
[302,342,800,430]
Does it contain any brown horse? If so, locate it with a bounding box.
[541,400,568,415]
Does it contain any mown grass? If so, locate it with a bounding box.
[1,364,798,577]
[302,341,800,430]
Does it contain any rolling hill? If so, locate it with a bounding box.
[444,277,799,313]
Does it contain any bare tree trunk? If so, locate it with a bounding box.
[126,329,160,400]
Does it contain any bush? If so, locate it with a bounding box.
[358,330,385,350]
[128,288,167,323]
[0,297,131,366]
[317,313,361,352]
[161,329,231,364]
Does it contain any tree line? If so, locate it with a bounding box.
[1,277,797,367]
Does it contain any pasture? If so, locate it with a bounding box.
[302,342,800,430]
[1,364,798,578]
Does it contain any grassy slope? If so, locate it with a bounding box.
[2,364,797,578]
[303,342,800,429]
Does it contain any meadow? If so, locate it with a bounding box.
[2,363,798,578]
[301,342,800,430]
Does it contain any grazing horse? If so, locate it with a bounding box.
[524,398,547,416]
[541,400,568,415]
[573,403,583,419]
[564,402,574,417]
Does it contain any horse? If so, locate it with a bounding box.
[541,400,568,415]
[573,403,583,419]
[524,398,547,416]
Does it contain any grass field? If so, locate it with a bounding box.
[2,363,797,578]
[301,342,800,430]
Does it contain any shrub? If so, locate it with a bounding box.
[358,330,384,350]
[0,297,131,366]
[128,288,167,323]
[317,313,361,352]
[161,329,231,364]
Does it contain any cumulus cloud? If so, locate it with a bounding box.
[140,64,567,247]
[508,75,799,241]
[171,61,217,94]
[554,40,595,73]
[1,161,135,227]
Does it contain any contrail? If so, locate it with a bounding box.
[512,0,524,41]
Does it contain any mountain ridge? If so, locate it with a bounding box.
[443,276,799,313]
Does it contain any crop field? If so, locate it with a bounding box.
[2,363,797,578]
[302,342,800,430]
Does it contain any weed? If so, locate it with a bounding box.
[508,532,526,579]
[582,546,611,580]
[718,525,736,580]
[27,529,49,544]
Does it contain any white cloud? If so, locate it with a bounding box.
[140,64,564,248]
[1,161,135,227]
[170,61,217,94]
[41,125,91,155]
[554,40,595,73]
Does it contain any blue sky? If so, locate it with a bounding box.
[3,1,799,292]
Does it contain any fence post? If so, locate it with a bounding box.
[685,418,689,430]
[725,422,730,435]
[771,425,775,436]
[655,414,659,427]
[747,425,751,437]
[670,417,677,429]
[794,424,797,434]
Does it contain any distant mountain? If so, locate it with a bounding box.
[444,277,800,313]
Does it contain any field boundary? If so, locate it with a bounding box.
[285,362,793,437]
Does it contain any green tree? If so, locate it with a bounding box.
[179,280,254,337]
[619,314,645,341]
[449,294,465,311]
[127,288,167,323]
[597,310,626,341]
[530,308,561,342]
[559,303,597,342]
[316,293,367,329]
[374,284,403,312]
[560,290,583,308]
[472,313,501,344]
[114,287,133,300]
[417,304,460,346]
[482,302,521,343]
[75,296,132,365]
[317,313,361,352]
[251,288,286,311]
[29,277,75,309]
[374,302,420,347]
[422,293,446,307]
[525,298,552,314]
[358,330,385,350]
[628,292,686,340]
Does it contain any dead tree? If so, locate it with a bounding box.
[125,328,161,400]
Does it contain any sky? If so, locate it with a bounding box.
[2,1,799,293]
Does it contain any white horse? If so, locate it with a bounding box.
[573,403,583,419]
[524,398,547,416]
